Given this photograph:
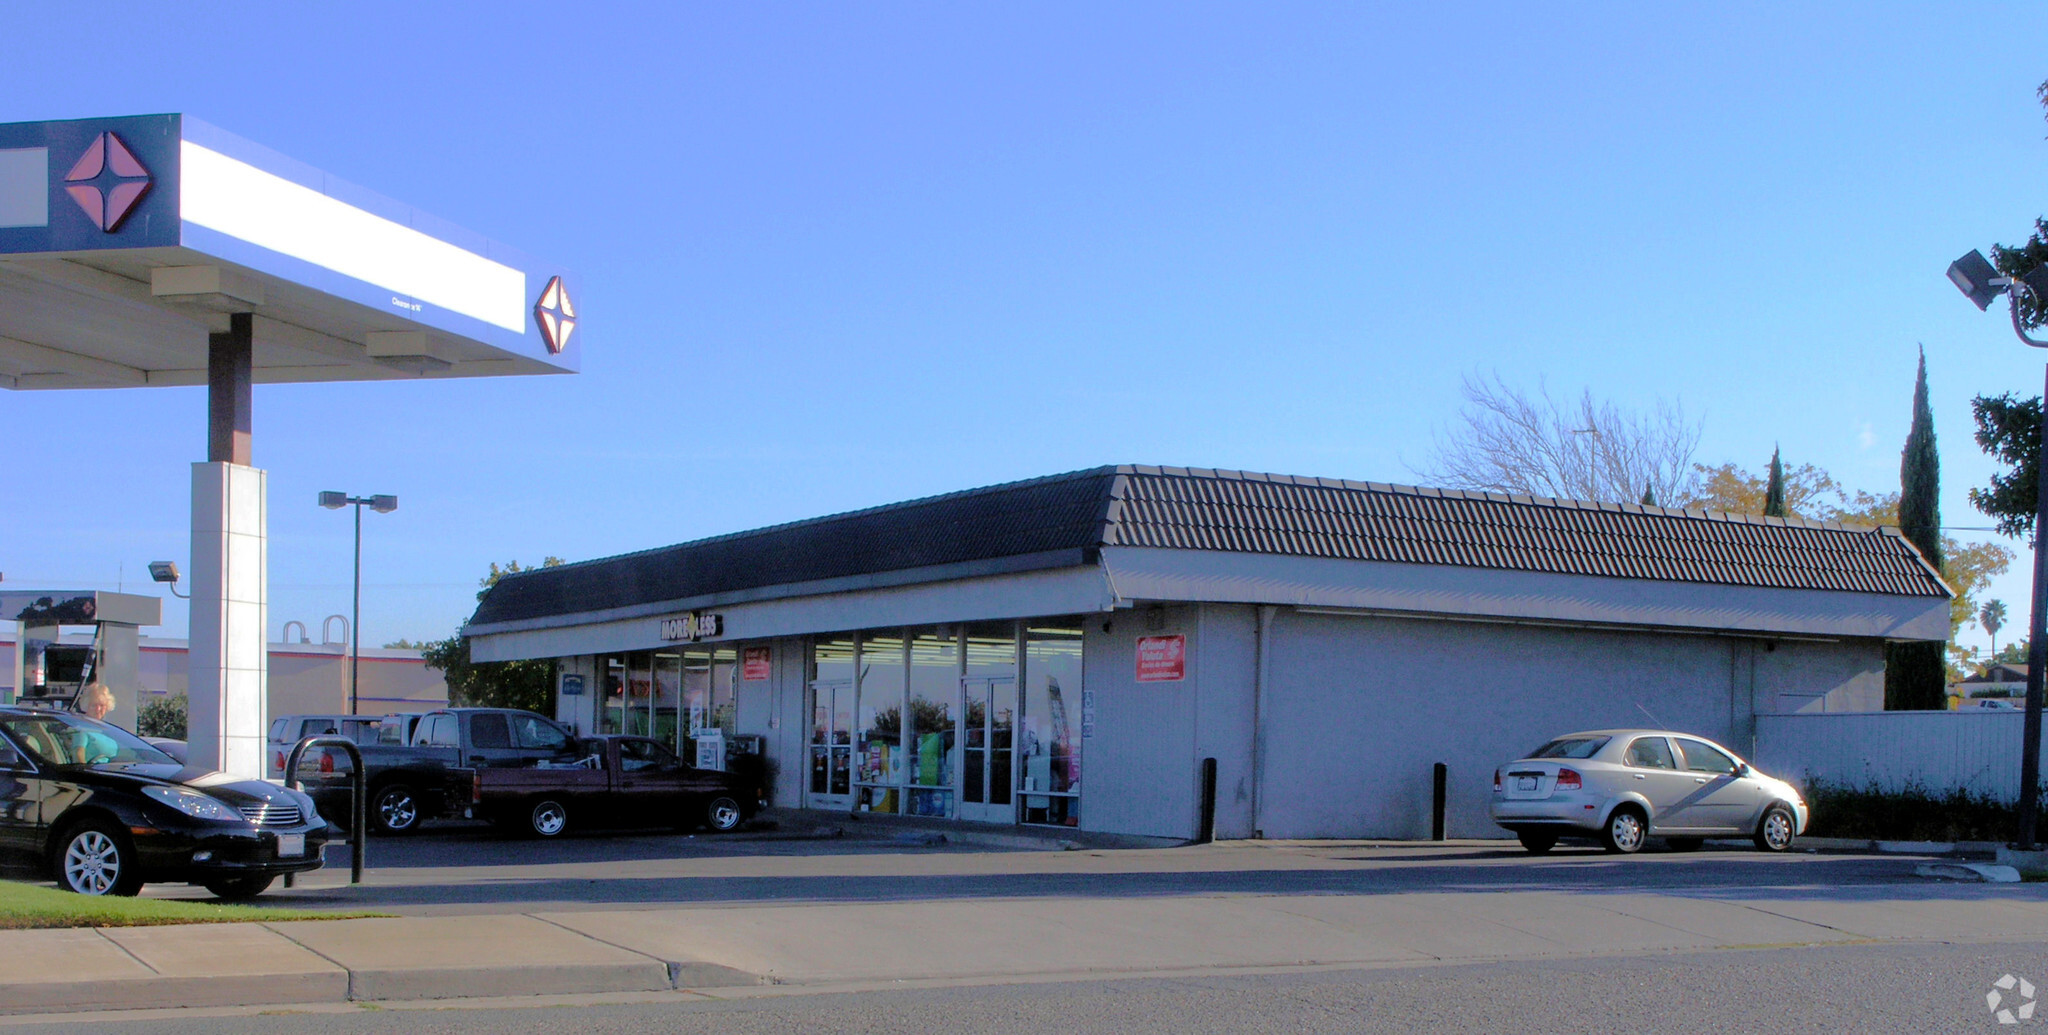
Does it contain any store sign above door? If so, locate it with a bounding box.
[660,611,724,642]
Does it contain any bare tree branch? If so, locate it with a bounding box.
[1412,373,1704,505]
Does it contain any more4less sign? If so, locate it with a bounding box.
[1134,635,1186,682]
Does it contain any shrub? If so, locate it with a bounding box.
[1800,778,2042,842]
[136,693,188,740]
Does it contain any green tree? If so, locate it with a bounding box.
[136,693,187,739]
[420,558,566,713]
[1968,81,2048,538]
[1688,459,2011,669]
[1981,599,2009,663]
[1762,447,1787,518]
[1887,349,1947,710]
[1970,393,2041,541]
[1690,458,1841,517]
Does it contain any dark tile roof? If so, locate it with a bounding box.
[467,465,1949,628]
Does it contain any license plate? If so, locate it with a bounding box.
[277,833,305,858]
[1517,777,1538,791]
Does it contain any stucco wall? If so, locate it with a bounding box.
[1255,611,1754,839]
[1079,606,1203,839]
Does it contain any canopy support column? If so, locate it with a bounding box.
[188,312,267,778]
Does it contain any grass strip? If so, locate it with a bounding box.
[0,879,385,929]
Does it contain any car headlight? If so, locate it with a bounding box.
[141,786,242,822]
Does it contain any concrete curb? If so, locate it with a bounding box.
[0,972,351,1015]
[0,930,763,1015]
[1797,837,2001,858]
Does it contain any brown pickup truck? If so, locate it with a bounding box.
[451,735,759,838]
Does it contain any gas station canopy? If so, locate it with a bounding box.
[0,114,581,389]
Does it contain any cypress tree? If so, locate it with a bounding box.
[1887,347,1948,710]
[1763,447,1788,518]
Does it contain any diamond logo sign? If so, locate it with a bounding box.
[63,132,151,232]
[533,276,576,354]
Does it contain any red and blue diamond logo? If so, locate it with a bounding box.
[534,275,576,354]
[63,132,151,233]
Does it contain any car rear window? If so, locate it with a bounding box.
[1625,737,1678,769]
[470,713,511,749]
[1530,736,1609,759]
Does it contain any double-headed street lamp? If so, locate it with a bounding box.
[318,491,397,716]
[1947,250,2048,849]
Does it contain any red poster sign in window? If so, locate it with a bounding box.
[742,646,772,681]
[1135,635,1186,682]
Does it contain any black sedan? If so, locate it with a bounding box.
[0,706,328,898]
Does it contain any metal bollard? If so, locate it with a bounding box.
[1198,757,1218,843]
[1432,762,1448,841]
[282,735,367,886]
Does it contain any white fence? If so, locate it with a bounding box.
[1752,711,2047,801]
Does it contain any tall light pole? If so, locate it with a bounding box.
[1948,250,2048,848]
[318,492,397,715]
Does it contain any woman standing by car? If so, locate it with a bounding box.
[66,683,122,764]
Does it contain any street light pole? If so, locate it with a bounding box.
[2022,364,2048,848]
[352,500,363,717]
[319,491,398,716]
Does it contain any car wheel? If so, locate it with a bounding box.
[1601,806,1647,854]
[1665,837,1704,852]
[53,822,144,897]
[529,799,569,838]
[1516,831,1557,854]
[1754,804,1796,852]
[371,783,421,836]
[704,796,744,833]
[203,875,275,900]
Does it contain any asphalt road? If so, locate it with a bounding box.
[16,940,2044,1034]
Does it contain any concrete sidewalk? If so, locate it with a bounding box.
[6,883,2048,1014]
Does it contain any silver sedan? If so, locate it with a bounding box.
[1489,729,1808,854]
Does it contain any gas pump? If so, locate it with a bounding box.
[4,591,161,726]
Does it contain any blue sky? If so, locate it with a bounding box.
[5,3,2047,655]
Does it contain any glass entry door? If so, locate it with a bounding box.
[808,680,854,809]
[958,677,1016,823]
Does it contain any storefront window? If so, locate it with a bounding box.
[813,636,856,683]
[963,622,1017,813]
[906,626,958,817]
[811,637,856,797]
[1022,621,1084,826]
[710,646,738,734]
[600,654,627,734]
[625,652,653,736]
[855,633,906,813]
[653,652,682,749]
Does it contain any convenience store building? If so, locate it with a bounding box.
[461,465,1950,840]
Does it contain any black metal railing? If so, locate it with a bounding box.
[282,735,366,885]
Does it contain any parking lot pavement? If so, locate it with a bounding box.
[6,832,2045,1015]
[128,825,1998,916]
